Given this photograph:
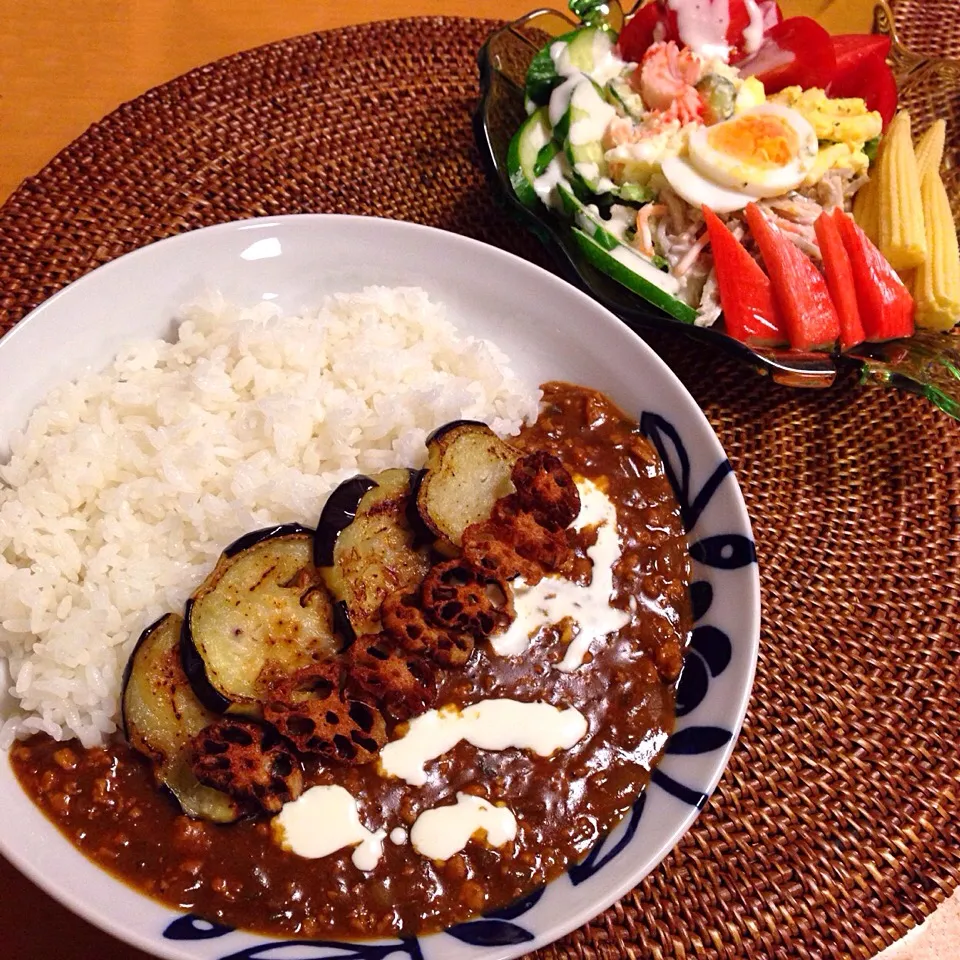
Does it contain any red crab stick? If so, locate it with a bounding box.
[832,209,914,341]
[745,202,840,351]
[814,210,865,350]
[702,205,787,345]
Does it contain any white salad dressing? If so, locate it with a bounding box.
[741,0,766,54]
[533,154,571,210]
[588,31,628,85]
[550,32,624,86]
[273,785,386,871]
[666,0,732,61]
[490,479,632,670]
[569,81,617,146]
[548,74,583,128]
[410,793,518,862]
[379,700,588,786]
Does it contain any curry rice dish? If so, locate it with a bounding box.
[11,382,692,939]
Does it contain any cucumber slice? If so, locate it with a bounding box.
[571,227,697,324]
[564,78,617,195]
[507,107,554,209]
[606,76,645,121]
[557,183,621,251]
[526,27,619,104]
[616,182,654,204]
[534,140,561,177]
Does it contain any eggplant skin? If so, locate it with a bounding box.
[314,476,379,568]
[122,613,240,823]
[424,419,489,446]
[224,522,314,559]
[185,530,339,708]
[415,422,520,547]
[180,602,232,714]
[319,468,431,638]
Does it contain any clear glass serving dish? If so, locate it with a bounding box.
[473,0,960,417]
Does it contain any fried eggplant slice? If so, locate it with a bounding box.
[184,525,338,711]
[316,468,430,639]
[121,613,240,822]
[415,421,520,547]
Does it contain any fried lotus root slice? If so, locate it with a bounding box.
[511,451,581,530]
[380,591,475,667]
[490,497,574,573]
[420,560,514,638]
[189,718,302,814]
[346,635,439,720]
[263,686,386,766]
[265,660,342,705]
[461,521,544,584]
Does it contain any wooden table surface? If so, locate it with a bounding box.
[2,1,954,959]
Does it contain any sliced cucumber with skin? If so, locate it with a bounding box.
[616,182,654,204]
[525,26,616,105]
[558,183,621,251]
[606,76,645,121]
[507,107,555,209]
[534,141,561,178]
[564,78,617,195]
[571,227,698,324]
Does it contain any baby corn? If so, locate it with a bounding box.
[879,111,927,270]
[914,168,960,330]
[914,119,946,181]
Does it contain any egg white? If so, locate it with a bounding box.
[688,104,817,199]
[660,156,753,213]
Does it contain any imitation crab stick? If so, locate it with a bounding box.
[814,211,865,350]
[745,203,839,350]
[833,209,915,341]
[702,206,787,345]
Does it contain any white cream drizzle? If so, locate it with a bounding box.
[379,700,589,787]
[273,785,386,871]
[667,0,732,61]
[410,793,518,862]
[742,0,766,54]
[490,478,630,671]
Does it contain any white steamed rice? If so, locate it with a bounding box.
[0,287,540,749]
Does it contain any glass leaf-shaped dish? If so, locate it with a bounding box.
[473,0,960,411]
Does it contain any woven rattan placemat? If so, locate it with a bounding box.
[1,8,959,960]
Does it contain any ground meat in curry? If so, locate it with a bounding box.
[10,381,692,940]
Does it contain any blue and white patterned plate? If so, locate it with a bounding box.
[0,215,760,960]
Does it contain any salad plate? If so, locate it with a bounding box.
[474,0,960,417]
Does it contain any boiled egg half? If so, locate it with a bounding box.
[661,104,818,213]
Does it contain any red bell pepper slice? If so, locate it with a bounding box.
[830,33,891,75]
[814,211,865,350]
[832,209,915,341]
[827,52,898,130]
[736,17,837,93]
[702,205,786,345]
[744,203,839,350]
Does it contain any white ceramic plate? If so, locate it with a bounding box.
[0,215,759,960]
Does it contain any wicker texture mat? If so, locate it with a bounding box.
[1,11,959,960]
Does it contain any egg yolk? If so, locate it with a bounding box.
[706,115,798,169]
